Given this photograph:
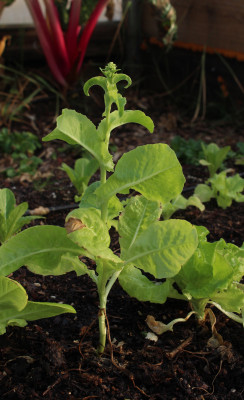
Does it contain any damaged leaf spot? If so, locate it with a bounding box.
[65,218,86,234]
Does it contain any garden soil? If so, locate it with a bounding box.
[0,78,243,400]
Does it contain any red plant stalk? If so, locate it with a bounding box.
[26,0,110,86]
[25,0,68,87]
[75,0,110,75]
[43,0,71,76]
[65,0,82,64]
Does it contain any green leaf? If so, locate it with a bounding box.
[62,157,99,196]
[119,264,171,303]
[0,300,76,335]
[0,225,82,276]
[194,184,213,202]
[0,276,27,312]
[43,109,113,171]
[122,220,198,279]
[201,142,230,176]
[96,144,185,204]
[211,284,244,313]
[118,195,162,251]
[97,110,154,140]
[0,188,15,219]
[65,207,110,256]
[83,76,107,96]
[175,241,234,299]
[162,194,205,220]
[79,182,123,223]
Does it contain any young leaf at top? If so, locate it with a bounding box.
[84,62,132,117]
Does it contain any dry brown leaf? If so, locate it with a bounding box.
[65,218,86,234]
[29,206,50,216]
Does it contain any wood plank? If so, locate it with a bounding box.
[171,0,244,59]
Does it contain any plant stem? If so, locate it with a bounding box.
[105,269,123,299]
[98,291,107,354]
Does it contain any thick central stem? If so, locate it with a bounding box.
[98,291,107,354]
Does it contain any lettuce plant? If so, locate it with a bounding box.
[161,194,205,220]
[194,170,244,209]
[119,226,244,326]
[0,63,198,352]
[0,188,42,244]
[0,275,75,335]
[199,142,231,177]
[42,62,198,353]
[61,156,99,201]
[0,191,76,334]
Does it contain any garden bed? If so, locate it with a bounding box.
[0,70,243,399]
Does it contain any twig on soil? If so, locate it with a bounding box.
[42,371,69,396]
[166,335,193,359]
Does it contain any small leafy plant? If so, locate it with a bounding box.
[162,194,205,220]
[0,188,42,244]
[199,142,231,177]
[194,170,244,209]
[170,136,204,166]
[61,155,99,201]
[0,128,42,177]
[120,226,244,328]
[0,275,76,335]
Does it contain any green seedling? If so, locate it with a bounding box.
[0,188,42,244]
[0,63,198,353]
[162,194,205,220]
[194,170,244,209]
[120,226,244,326]
[0,275,75,335]
[61,155,99,201]
[0,187,76,333]
[170,136,204,166]
[0,128,42,177]
[199,142,231,177]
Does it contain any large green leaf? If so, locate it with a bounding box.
[97,110,154,140]
[0,276,27,312]
[0,225,82,276]
[119,264,171,303]
[42,109,113,171]
[119,195,162,252]
[122,219,198,279]
[0,300,76,335]
[96,144,185,204]
[175,241,234,299]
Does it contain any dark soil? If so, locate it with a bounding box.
[0,67,243,399]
